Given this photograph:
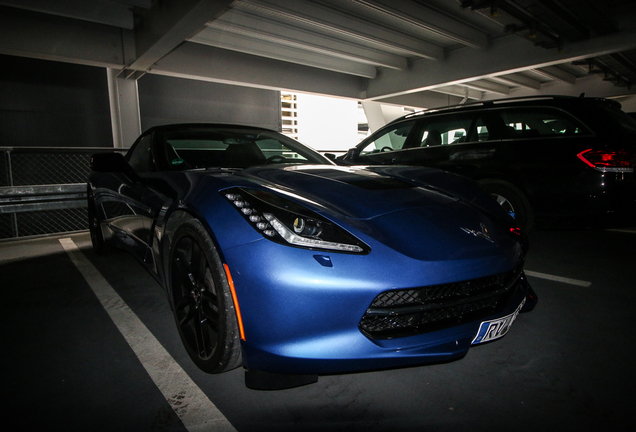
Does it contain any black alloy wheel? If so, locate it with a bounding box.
[169,219,242,373]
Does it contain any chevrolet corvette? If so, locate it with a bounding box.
[88,123,536,389]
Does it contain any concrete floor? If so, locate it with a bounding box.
[2,228,635,431]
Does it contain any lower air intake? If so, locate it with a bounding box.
[359,268,522,339]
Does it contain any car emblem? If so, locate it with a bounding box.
[460,223,494,243]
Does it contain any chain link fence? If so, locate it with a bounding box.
[0,147,123,240]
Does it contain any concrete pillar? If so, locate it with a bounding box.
[361,101,405,134]
[107,69,142,148]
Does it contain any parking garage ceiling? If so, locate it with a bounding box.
[1,0,636,108]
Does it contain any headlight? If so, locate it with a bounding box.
[223,188,369,254]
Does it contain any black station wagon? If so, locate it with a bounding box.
[337,96,636,230]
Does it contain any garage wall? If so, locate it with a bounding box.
[0,55,283,149]
[0,55,113,148]
[137,74,281,134]
[0,55,282,240]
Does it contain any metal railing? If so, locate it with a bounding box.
[0,147,123,241]
[0,146,343,241]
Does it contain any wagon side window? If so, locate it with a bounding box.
[419,113,474,147]
[497,108,591,138]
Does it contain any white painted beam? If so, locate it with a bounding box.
[151,42,368,99]
[365,27,636,100]
[192,28,377,78]
[531,65,577,85]
[375,91,465,109]
[431,85,483,100]
[237,0,444,60]
[461,79,510,95]
[361,101,405,132]
[491,74,636,100]
[354,0,488,49]
[130,0,234,71]
[202,9,408,69]
[490,73,542,90]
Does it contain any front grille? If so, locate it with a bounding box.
[359,268,522,339]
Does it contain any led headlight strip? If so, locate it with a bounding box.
[223,188,368,254]
[262,213,363,252]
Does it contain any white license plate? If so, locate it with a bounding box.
[471,298,526,345]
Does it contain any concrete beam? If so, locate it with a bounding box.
[238,0,444,60]
[198,9,408,69]
[356,0,488,49]
[365,26,636,100]
[361,101,406,133]
[374,91,465,110]
[0,5,127,68]
[151,42,368,99]
[192,28,378,78]
[130,0,234,71]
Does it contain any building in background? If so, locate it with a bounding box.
[282,92,366,153]
[282,92,419,154]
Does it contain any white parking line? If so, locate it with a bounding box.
[524,270,592,287]
[59,238,237,432]
[606,228,636,234]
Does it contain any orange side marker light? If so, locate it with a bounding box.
[223,263,246,341]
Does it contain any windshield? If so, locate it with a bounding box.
[161,127,332,170]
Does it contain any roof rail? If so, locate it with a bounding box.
[401,95,593,121]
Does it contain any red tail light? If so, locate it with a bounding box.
[577,149,634,172]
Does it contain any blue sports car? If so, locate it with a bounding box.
[88,123,537,389]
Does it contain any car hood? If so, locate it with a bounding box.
[226,164,521,262]
[235,165,460,219]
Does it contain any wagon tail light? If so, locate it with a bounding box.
[222,188,370,254]
[577,149,635,172]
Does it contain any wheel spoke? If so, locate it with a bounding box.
[174,247,196,290]
[177,301,197,328]
[201,302,220,333]
[192,308,213,358]
[174,295,193,316]
[198,246,208,284]
[189,243,203,283]
[200,289,218,307]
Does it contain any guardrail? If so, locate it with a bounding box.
[0,147,344,241]
[0,147,125,241]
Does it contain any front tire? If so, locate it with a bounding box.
[87,189,108,254]
[479,180,534,231]
[168,219,242,373]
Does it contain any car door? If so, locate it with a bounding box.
[103,132,158,264]
[392,112,500,178]
[424,112,504,178]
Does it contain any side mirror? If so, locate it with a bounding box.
[324,153,336,161]
[344,147,360,160]
[90,153,138,180]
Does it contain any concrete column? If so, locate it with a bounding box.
[361,101,405,134]
[107,69,142,148]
